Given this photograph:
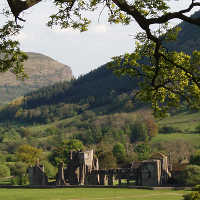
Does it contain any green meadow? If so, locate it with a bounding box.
[0,188,189,200]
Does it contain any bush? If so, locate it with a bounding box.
[130,121,149,143]
[195,125,200,133]
[190,151,200,165]
[10,162,27,177]
[0,153,6,162]
[98,151,117,169]
[183,184,200,200]
[49,139,84,166]
[112,143,126,163]
[193,185,200,191]
[176,165,200,186]
[10,175,29,185]
[159,126,181,134]
[134,143,152,161]
[40,161,57,178]
[183,192,200,200]
[6,154,17,162]
[10,176,18,185]
[0,164,10,178]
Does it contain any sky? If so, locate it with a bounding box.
[0,1,199,77]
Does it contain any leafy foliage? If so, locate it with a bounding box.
[0,164,10,178]
[0,20,27,79]
[159,126,181,134]
[49,139,84,166]
[134,143,152,161]
[183,191,200,200]
[175,165,200,186]
[190,150,200,166]
[112,143,126,163]
[16,144,43,165]
[40,161,57,178]
[109,44,200,117]
[130,121,149,143]
[195,124,200,133]
[98,151,117,169]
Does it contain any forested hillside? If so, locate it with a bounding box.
[166,11,200,54]
[0,66,140,124]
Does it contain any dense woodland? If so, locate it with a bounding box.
[0,65,141,124]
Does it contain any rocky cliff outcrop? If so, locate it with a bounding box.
[0,52,73,104]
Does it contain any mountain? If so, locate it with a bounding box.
[166,10,200,53]
[0,52,72,104]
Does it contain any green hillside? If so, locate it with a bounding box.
[0,11,200,171]
[166,10,200,54]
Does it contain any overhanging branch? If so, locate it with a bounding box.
[7,0,42,21]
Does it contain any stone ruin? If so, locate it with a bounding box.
[132,152,171,186]
[28,159,48,185]
[63,149,99,185]
[28,150,171,187]
[28,149,99,186]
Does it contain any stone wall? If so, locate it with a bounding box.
[28,164,48,185]
[64,150,99,185]
[28,151,171,187]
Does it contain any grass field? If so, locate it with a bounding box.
[158,111,200,133]
[0,188,189,200]
[151,133,200,147]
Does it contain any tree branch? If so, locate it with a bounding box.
[160,52,200,89]
[7,0,42,21]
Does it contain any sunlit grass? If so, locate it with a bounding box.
[0,188,189,200]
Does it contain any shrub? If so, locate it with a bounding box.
[176,165,200,186]
[49,139,84,166]
[130,121,149,143]
[195,125,200,134]
[112,143,126,160]
[10,176,18,185]
[183,184,200,200]
[10,162,29,185]
[159,126,181,134]
[10,175,29,185]
[134,143,152,161]
[0,164,10,178]
[190,151,200,165]
[144,118,158,139]
[183,191,200,200]
[0,153,6,162]
[98,151,117,169]
[6,154,17,162]
[152,139,194,164]
[10,162,27,177]
[193,185,200,191]
[40,161,57,179]
[16,144,43,165]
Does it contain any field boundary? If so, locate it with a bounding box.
[0,185,192,190]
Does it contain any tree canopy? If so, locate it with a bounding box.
[1,0,200,115]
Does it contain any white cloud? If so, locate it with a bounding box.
[15,32,27,41]
[10,32,28,43]
[92,24,108,33]
[51,27,79,35]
